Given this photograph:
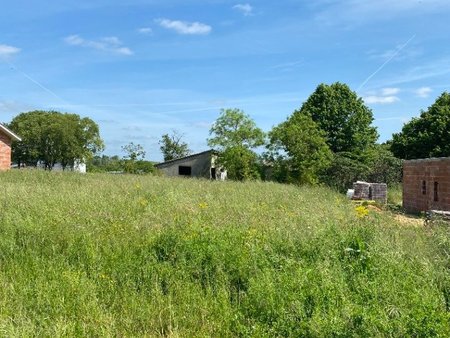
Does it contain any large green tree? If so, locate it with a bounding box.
[266,83,379,187]
[391,92,450,159]
[8,111,104,169]
[159,131,191,161]
[268,113,332,184]
[297,82,378,153]
[208,108,265,180]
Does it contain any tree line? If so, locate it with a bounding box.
[6,82,450,189]
[203,83,449,189]
[205,83,400,190]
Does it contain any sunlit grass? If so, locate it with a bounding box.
[0,170,448,336]
[387,183,403,208]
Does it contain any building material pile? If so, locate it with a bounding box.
[352,181,387,204]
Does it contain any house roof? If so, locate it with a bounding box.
[0,124,21,141]
[155,149,217,168]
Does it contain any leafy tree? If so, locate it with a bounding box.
[7,111,52,167]
[297,82,378,153]
[220,146,261,181]
[121,142,148,173]
[267,113,332,184]
[87,153,155,174]
[208,108,265,180]
[320,145,402,192]
[320,152,371,192]
[87,155,123,172]
[364,144,402,184]
[391,92,450,159]
[133,160,156,174]
[159,130,191,161]
[208,108,265,149]
[8,111,104,169]
[122,142,146,162]
[59,114,104,169]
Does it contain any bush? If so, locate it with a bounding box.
[321,146,402,192]
[321,152,371,192]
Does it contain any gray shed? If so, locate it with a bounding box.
[155,150,226,180]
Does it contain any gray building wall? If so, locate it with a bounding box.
[156,151,217,179]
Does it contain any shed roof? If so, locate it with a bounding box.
[155,150,217,168]
[0,124,21,141]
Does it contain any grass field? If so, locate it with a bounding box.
[0,171,449,337]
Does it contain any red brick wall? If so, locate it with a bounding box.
[403,158,450,213]
[0,131,12,171]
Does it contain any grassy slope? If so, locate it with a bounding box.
[0,171,448,337]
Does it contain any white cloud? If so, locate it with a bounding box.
[122,125,144,132]
[364,95,399,104]
[376,116,410,122]
[316,0,450,25]
[271,60,304,73]
[380,57,450,86]
[0,44,21,57]
[137,27,153,35]
[368,46,422,62]
[233,3,253,16]
[65,35,83,45]
[381,87,400,96]
[363,87,400,104]
[102,37,121,45]
[156,19,212,35]
[193,121,213,129]
[415,87,432,98]
[0,100,33,113]
[64,35,133,55]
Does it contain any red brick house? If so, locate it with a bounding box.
[0,124,21,171]
[403,157,450,213]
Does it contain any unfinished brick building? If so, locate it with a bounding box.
[0,124,21,171]
[403,157,450,213]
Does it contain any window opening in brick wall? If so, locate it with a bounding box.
[434,182,439,202]
[178,166,192,176]
[422,180,426,195]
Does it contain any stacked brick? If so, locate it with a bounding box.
[0,130,12,170]
[370,183,388,204]
[403,157,450,213]
[353,181,370,199]
[352,181,387,204]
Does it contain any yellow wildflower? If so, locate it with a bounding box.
[355,205,369,218]
[198,202,208,209]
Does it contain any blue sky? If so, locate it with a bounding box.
[1,0,449,161]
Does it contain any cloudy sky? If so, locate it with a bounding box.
[1,0,449,160]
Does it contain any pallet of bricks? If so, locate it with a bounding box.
[352,181,387,204]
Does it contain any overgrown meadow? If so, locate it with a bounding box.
[0,171,448,337]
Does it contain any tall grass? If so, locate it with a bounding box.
[0,171,448,336]
[387,183,403,209]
